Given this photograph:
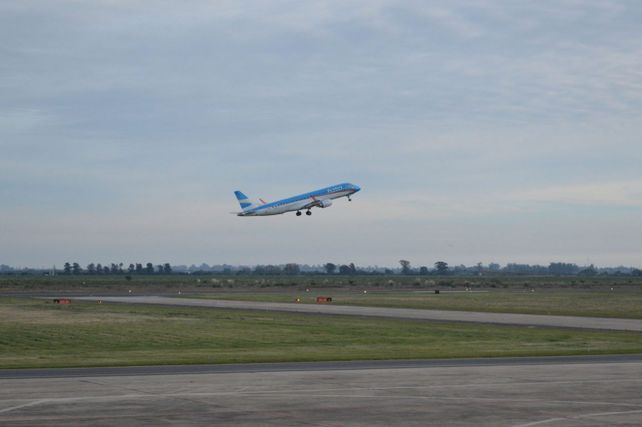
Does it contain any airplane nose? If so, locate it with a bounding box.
[353,185,361,192]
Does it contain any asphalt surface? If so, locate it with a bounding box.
[0,354,640,380]
[2,356,641,426]
[73,295,642,331]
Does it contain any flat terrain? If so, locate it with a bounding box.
[1,357,641,426]
[3,275,642,318]
[3,274,642,293]
[198,288,642,319]
[77,295,642,331]
[2,297,642,369]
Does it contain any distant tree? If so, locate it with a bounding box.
[163,263,172,274]
[236,266,251,275]
[135,263,143,274]
[283,263,300,275]
[548,262,579,276]
[254,265,281,275]
[434,261,449,275]
[488,263,501,272]
[86,263,96,275]
[632,269,642,277]
[102,265,110,274]
[384,268,394,275]
[399,260,411,275]
[0,264,14,273]
[118,263,124,274]
[96,263,103,274]
[324,263,337,274]
[419,266,429,275]
[503,263,547,275]
[335,263,357,275]
[338,264,352,275]
[128,263,135,274]
[71,263,82,275]
[476,262,484,274]
[349,263,357,274]
[110,263,119,274]
[63,262,71,275]
[156,264,164,274]
[144,263,154,274]
[578,265,597,276]
[264,265,281,275]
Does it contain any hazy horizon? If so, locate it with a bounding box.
[3,260,640,272]
[2,1,642,267]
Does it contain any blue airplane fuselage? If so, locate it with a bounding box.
[235,183,360,216]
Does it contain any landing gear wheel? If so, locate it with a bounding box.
[296,211,301,216]
[348,196,352,201]
[306,210,312,216]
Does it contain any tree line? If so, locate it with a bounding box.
[241,262,439,276]
[61,262,172,275]
[3,261,642,277]
[394,261,642,277]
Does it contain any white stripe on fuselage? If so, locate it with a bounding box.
[245,190,351,216]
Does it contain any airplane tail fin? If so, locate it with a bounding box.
[234,191,258,211]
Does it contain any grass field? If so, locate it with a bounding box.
[2,274,642,293]
[201,289,642,319]
[3,275,641,319]
[1,297,641,369]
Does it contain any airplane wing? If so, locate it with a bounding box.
[300,196,332,210]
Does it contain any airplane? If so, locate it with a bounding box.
[233,183,361,216]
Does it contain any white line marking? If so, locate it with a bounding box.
[512,418,566,427]
[2,388,642,416]
[0,400,48,414]
[512,408,642,427]
[577,408,642,419]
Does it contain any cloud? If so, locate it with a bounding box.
[515,180,642,208]
[1,1,642,266]
[0,108,54,133]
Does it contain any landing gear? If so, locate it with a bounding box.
[296,211,302,216]
[306,210,312,216]
[348,196,352,201]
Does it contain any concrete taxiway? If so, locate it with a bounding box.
[1,356,641,426]
[74,295,642,331]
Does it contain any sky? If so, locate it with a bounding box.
[2,0,642,268]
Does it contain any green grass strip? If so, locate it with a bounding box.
[1,297,641,369]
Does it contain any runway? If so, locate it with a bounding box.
[1,356,641,426]
[74,295,642,331]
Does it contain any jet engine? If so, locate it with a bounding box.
[318,199,333,208]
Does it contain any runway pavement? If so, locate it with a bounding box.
[73,295,642,331]
[1,356,641,426]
